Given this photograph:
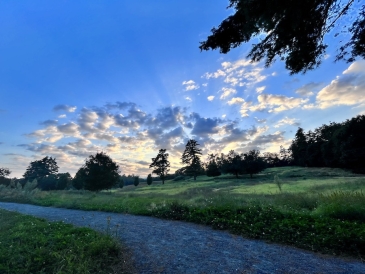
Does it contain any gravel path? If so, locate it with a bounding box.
[0,202,364,274]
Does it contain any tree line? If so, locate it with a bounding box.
[289,115,365,173]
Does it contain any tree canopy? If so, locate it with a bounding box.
[82,152,120,191]
[181,139,203,180]
[149,149,170,184]
[0,167,11,178]
[23,156,59,183]
[200,0,365,74]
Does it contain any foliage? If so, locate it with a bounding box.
[219,150,244,178]
[38,174,59,191]
[242,150,266,178]
[23,156,59,183]
[205,154,221,177]
[118,178,124,188]
[0,167,11,177]
[181,139,203,180]
[200,0,365,74]
[57,172,72,190]
[134,176,139,187]
[289,115,365,173]
[82,152,120,191]
[0,209,127,274]
[150,149,170,184]
[147,174,153,185]
[72,167,86,190]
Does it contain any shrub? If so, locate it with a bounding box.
[147,174,152,185]
[134,176,139,187]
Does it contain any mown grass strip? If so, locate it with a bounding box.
[0,209,135,274]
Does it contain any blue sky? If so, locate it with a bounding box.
[1,1,364,178]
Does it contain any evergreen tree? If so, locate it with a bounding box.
[147,174,153,185]
[134,176,139,187]
[149,149,170,184]
[181,139,203,180]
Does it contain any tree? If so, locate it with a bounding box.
[57,173,72,190]
[205,154,221,177]
[83,152,120,191]
[134,176,139,187]
[242,150,266,178]
[0,167,11,178]
[181,139,203,180]
[38,174,58,191]
[149,149,170,184]
[221,150,244,178]
[147,174,153,185]
[200,0,365,74]
[72,167,86,190]
[23,156,59,183]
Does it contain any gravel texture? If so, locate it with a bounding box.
[0,202,364,274]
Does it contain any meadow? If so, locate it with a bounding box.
[1,166,365,261]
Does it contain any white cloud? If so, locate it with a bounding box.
[185,96,192,102]
[256,86,266,93]
[182,80,199,91]
[207,96,215,101]
[203,58,266,88]
[274,117,300,128]
[227,97,245,105]
[316,60,365,108]
[202,83,208,87]
[222,114,226,118]
[58,114,66,118]
[220,87,236,99]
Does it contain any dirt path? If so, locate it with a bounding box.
[0,202,364,274]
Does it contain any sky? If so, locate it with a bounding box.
[0,1,364,178]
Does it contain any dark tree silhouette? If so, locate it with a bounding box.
[23,156,59,183]
[181,139,203,180]
[72,167,86,190]
[147,174,153,185]
[134,176,139,187]
[221,150,244,178]
[206,154,221,177]
[150,149,170,184]
[83,152,120,191]
[242,150,266,178]
[0,167,11,177]
[200,0,365,74]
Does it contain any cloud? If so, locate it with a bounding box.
[257,94,308,112]
[256,86,266,93]
[316,60,365,108]
[227,97,244,105]
[58,114,66,118]
[254,117,267,124]
[185,96,192,101]
[40,120,58,127]
[53,104,77,112]
[191,114,222,137]
[295,82,322,96]
[220,87,236,99]
[274,117,300,128]
[57,122,79,135]
[203,58,267,88]
[207,96,215,101]
[182,80,199,91]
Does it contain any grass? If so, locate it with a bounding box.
[0,209,135,274]
[1,166,365,260]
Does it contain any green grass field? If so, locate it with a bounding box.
[0,209,135,274]
[1,166,365,260]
